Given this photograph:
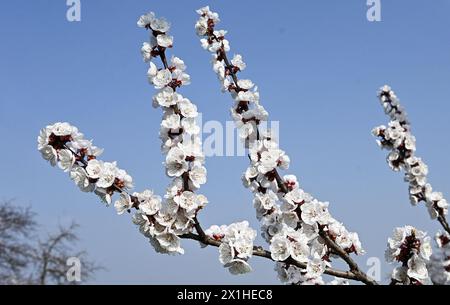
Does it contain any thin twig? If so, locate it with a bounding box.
[438,215,450,235]
[319,231,378,285]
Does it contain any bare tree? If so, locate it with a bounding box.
[0,200,36,284]
[0,200,101,285]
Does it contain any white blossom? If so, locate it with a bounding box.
[155,232,184,254]
[57,149,75,172]
[115,168,133,190]
[300,200,331,226]
[254,192,277,216]
[172,69,191,86]
[135,190,161,216]
[150,17,170,33]
[216,221,256,275]
[196,6,220,23]
[161,113,181,130]
[205,225,227,241]
[141,42,153,62]
[150,69,172,89]
[194,18,208,36]
[181,118,200,135]
[85,159,103,179]
[219,242,234,265]
[156,34,173,48]
[407,254,429,281]
[154,87,181,107]
[189,164,207,188]
[258,149,283,174]
[306,254,326,279]
[165,146,188,177]
[96,161,118,189]
[231,54,246,71]
[171,56,186,71]
[114,193,133,215]
[226,259,252,275]
[70,166,94,192]
[137,12,155,28]
[40,145,58,166]
[237,79,254,90]
[176,191,199,212]
[94,188,112,205]
[282,189,305,212]
[178,98,198,118]
[147,62,158,78]
[52,122,74,136]
[270,235,290,261]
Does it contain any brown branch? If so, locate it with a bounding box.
[67,137,378,284]
[218,44,292,195]
[202,19,380,286]
[158,46,169,69]
[220,49,239,89]
[273,169,289,194]
[193,216,206,240]
[319,231,378,285]
[181,228,377,284]
[438,214,450,235]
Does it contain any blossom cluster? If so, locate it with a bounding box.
[385,225,432,285]
[372,85,448,219]
[37,122,193,255]
[38,122,132,205]
[196,6,365,284]
[205,221,257,274]
[134,11,209,254]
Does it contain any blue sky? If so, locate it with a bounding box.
[1,0,450,284]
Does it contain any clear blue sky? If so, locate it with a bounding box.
[1,0,450,284]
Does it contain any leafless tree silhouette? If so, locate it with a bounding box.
[0,200,101,285]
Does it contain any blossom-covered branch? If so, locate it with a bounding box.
[372,85,449,234]
[38,122,134,205]
[138,12,210,255]
[38,11,259,277]
[195,6,377,285]
[372,86,450,285]
[137,12,260,273]
[37,122,358,280]
[37,122,196,253]
[181,225,379,282]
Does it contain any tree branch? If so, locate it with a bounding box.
[181,229,377,284]
[373,86,450,235]
[202,22,376,285]
[319,231,378,285]
[438,215,450,235]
